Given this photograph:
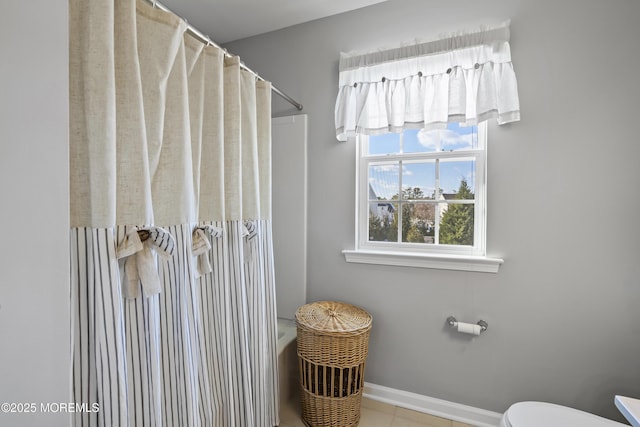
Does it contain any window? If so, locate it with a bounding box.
[362,123,485,254]
[343,122,503,272]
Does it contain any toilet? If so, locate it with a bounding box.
[500,401,628,427]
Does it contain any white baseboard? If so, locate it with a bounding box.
[363,382,503,427]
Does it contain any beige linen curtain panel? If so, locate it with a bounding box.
[69,0,278,426]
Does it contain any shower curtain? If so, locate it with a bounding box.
[69,0,278,426]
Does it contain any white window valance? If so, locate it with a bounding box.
[334,22,520,141]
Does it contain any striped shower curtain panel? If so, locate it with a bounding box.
[69,0,279,426]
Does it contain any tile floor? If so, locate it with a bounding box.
[278,396,476,427]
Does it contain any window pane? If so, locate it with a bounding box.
[402,160,436,200]
[368,162,399,201]
[368,132,400,155]
[439,203,474,246]
[406,123,478,153]
[401,203,435,244]
[368,202,397,242]
[401,129,429,152]
[439,158,475,198]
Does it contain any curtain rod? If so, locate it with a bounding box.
[146,0,303,111]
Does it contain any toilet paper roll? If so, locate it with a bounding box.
[456,322,482,336]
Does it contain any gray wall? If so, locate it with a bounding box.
[226,0,640,421]
[0,2,70,426]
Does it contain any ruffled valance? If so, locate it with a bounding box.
[334,22,520,141]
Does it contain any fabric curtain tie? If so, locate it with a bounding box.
[243,220,258,240]
[117,227,175,299]
[192,225,223,277]
[243,220,259,264]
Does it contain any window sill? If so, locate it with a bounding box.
[342,249,503,273]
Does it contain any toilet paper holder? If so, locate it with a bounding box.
[446,316,488,334]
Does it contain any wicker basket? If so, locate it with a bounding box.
[295,301,372,427]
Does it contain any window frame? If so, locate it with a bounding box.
[344,122,504,273]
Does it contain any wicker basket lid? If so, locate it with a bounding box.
[295,301,372,334]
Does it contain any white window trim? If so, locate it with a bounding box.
[342,249,503,273]
[343,123,504,273]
